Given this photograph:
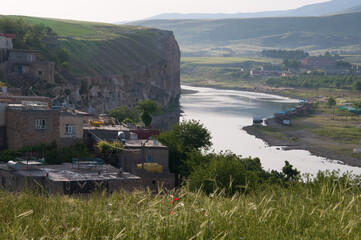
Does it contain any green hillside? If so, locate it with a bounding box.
[132,12,361,55]
[3,16,171,77]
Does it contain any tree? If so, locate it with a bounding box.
[327,96,336,108]
[355,81,361,91]
[283,59,300,70]
[0,81,7,88]
[106,106,139,124]
[136,99,160,127]
[336,60,352,68]
[158,120,212,184]
[57,48,70,64]
[282,161,300,181]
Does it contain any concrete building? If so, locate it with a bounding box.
[0,33,15,49]
[0,33,16,63]
[5,103,84,150]
[83,124,175,189]
[0,162,143,194]
[118,139,174,189]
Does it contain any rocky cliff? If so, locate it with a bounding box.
[52,31,181,114]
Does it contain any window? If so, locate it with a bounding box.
[35,119,46,129]
[65,124,75,135]
[146,155,153,163]
[38,70,43,76]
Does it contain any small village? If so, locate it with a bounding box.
[0,33,174,194]
[250,56,361,78]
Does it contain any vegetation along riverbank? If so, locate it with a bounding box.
[244,99,361,167]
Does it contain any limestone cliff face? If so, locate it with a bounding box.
[52,32,180,114]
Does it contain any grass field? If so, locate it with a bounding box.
[180,57,274,88]
[2,177,361,239]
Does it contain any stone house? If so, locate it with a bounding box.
[5,103,84,150]
[118,140,175,189]
[0,33,55,84]
[0,33,15,63]
[6,49,55,84]
[0,93,52,150]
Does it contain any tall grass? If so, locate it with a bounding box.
[1,176,361,239]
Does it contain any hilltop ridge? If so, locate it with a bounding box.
[127,0,361,21]
[132,12,361,55]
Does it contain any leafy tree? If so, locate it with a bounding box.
[136,99,160,127]
[336,60,352,68]
[188,152,264,195]
[106,106,139,124]
[158,120,212,183]
[261,49,308,59]
[282,161,300,181]
[97,141,123,163]
[57,48,70,64]
[355,81,361,91]
[0,81,7,88]
[327,96,336,108]
[283,59,300,70]
[188,154,301,195]
[0,17,55,50]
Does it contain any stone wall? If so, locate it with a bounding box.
[6,108,60,150]
[59,113,84,139]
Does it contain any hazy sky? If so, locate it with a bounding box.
[1,0,330,23]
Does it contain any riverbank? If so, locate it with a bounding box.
[243,112,361,168]
[181,83,361,168]
[181,82,361,102]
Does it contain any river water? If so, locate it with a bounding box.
[180,85,361,175]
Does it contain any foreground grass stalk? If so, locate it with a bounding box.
[0,180,361,239]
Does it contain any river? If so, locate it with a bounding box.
[180,85,361,175]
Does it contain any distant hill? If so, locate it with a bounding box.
[132,12,361,54]
[337,4,361,13]
[141,0,361,20]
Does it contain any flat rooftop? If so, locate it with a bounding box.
[124,139,166,148]
[0,163,141,182]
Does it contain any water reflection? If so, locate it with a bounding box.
[180,85,361,176]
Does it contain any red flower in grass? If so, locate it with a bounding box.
[174,197,179,201]
[169,211,173,214]
[169,201,174,204]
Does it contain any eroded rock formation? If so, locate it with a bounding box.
[52,32,180,114]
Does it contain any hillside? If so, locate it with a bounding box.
[132,12,361,55]
[338,4,361,13]
[1,16,181,113]
[140,0,361,20]
[10,16,171,76]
